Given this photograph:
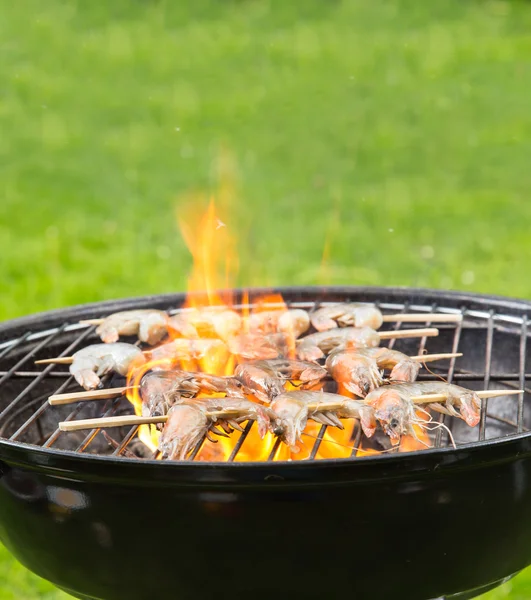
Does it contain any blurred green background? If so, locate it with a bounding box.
[1,0,531,597]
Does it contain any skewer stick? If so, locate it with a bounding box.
[410,353,462,363]
[36,328,440,367]
[35,357,74,365]
[58,390,524,432]
[48,387,136,406]
[79,319,104,326]
[411,389,524,404]
[378,328,439,340]
[382,314,462,323]
[59,409,241,432]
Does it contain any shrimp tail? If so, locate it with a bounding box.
[74,370,102,390]
[97,326,120,344]
[390,360,421,383]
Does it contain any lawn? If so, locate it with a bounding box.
[1,0,531,597]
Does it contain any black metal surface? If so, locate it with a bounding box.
[0,286,530,600]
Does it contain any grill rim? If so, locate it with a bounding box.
[1,284,530,483]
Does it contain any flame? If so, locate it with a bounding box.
[124,195,405,463]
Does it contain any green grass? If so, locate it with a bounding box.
[2,0,531,596]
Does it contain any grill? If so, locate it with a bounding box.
[1,286,531,600]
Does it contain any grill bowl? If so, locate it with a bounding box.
[1,286,531,600]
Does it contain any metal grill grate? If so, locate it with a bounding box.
[0,293,530,462]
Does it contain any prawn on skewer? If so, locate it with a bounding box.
[168,307,242,342]
[235,359,327,403]
[92,310,170,345]
[70,343,145,390]
[249,309,310,339]
[159,397,277,460]
[296,327,381,362]
[271,391,376,451]
[140,371,245,418]
[364,382,481,445]
[326,347,422,397]
[310,303,383,332]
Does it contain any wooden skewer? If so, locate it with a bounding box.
[36,328,440,366]
[79,319,104,326]
[382,314,462,323]
[378,327,439,339]
[410,352,462,363]
[411,389,524,404]
[47,352,462,406]
[48,387,136,406]
[58,389,524,432]
[35,357,74,365]
[59,409,241,432]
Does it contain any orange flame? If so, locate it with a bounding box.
[124,193,422,463]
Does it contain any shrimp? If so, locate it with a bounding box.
[310,303,383,332]
[326,347,420,397]
[365,382,481,444]
[70,343,145,390]
[159,404,209,460]
[140,371,245,417]
[235,359,327,403]
[190,397,278,439]
[296,327,381,362]
[168,307,242,341]
[391,381,482,427]
[227,332,288,360]
[271,390,376,450]
[249,309,310,339]
[148,338,230,371]
[95,310,169,345]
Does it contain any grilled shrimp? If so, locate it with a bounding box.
[140,371,245,417]
[190,397,277,439]
[249,309,310,339]
[271,391,376,450]
[227,332,289,360]
[159,404,209,460]
[168,307,241,341]
[296,327,381,362]
[149,338,230,371]
[70,343,145,390]
[235,359,327,403]
[326,347,420,397]
[392,382,482,427]
[365,382,481,444]
[95,310,169,345]
[310,303,383,332]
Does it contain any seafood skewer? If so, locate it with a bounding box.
[57,389,523,432]
[168,307,242,341]
[235,359,327,402]
[159,397,277,460]
[364,382,524,444]
[326,348,462,397]
[296,326,439,361]
[270,391,377,451]
[139,370,245,417]
[248,309,310,338]
[62,343,145,390]
[82,310,170,345]
[310,303,462,332]
[226,332,289,360]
